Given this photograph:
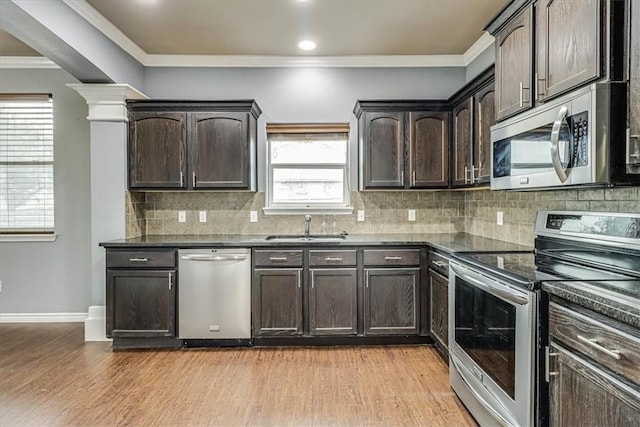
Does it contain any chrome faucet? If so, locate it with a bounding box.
[304,215,312,237]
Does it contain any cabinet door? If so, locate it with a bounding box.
[536,0,600,101]
[364,268,419,335]
[252,269,303,336]
[452,99,473,187]
[495,6,533,120]
[630,0,640,169]
[409,111,449,188]
[549,343,640,426]
[362,112,405,188]
[474,82,495,185]
[128,112,186,189]
[106,269,176,338]
[429,269,448,353]
[190,112,249,189]
[309,268,358,336]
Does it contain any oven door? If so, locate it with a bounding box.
[449,261,535,427]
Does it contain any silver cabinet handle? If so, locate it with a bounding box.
[519,81,530,107]
[577,335,621,360]
[128,258,148,262]
[168,271,173,290]
[384,256,402,260]
[464,166,469,184]
[324,257,343,262]
[400,170,404,185]
[411,170,416,186]
[550,105,570,183]
[269,256,288,261]
[432,260,448,268]
[297,270,301,288]
[365,270,369,288]
[192,172,196,188]
[180,171,184,187]
[535,72,546,98]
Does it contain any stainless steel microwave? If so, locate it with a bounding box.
[490,83,639,190]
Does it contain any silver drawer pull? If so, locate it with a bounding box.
[325,257,343,262]
[128,258,149,262]
[269,256,288,261]
[577,335,621,360]
[432,260,448,268]
[384,256,402,260]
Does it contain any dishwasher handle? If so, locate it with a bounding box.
[180,254,248,262]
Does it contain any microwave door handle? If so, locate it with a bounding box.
[550,105,569,183]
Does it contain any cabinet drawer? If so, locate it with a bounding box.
[363,249,420,267]
[309,250,356,267]
[428,251,450,277]
[549,302,640,386]
[254,250,303,267]
[106,249,176,268]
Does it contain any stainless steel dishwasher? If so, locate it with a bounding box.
[178,248,251,343]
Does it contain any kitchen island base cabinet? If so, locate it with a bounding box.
[252,269,303,336]
[309,268,358,336]
[364,269,419,335]
[106,270,176,338]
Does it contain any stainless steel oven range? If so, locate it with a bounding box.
[449,210,640,427]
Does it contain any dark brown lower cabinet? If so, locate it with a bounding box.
[549,343,640,426]
[428,269,448,355]
[364,268,419,335]
[252,269,303,336]
[106,269,176,338]
[309,268,358,336]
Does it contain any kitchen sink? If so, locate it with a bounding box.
[264,234,347,241]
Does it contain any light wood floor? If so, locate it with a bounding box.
[0,323,476,426]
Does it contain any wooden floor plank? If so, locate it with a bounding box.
[0,323,476,426]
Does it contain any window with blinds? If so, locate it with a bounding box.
[0,94,54,234]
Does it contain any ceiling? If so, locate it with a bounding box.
[0,0,507,60]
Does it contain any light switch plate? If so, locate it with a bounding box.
[199,211,207,223]
[250,211,258,222]
[497,211,504,226]
[408,209,416,221]
[178,211,186,223]
[357,210,365,222]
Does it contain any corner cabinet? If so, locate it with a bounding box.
[354,101,450,190]
[105,249,177,339]
[127,101,261,191]
[450,67,496,187]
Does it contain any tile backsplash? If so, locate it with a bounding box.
[126,187,639,246]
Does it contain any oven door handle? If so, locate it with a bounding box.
[451,358,512,427]
[550,105,570,183]
[450,263,530,305]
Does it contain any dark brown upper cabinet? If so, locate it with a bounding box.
[535,0,601,102]
[354,101,450,190]
[449,67,496,188]
[127,101,261,191]
[629,0,640,173]
[494,5,533,121]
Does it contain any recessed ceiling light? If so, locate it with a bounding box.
[298,40,316,51]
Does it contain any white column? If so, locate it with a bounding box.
[68,84,147,341]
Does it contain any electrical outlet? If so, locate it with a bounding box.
[178,211,186,223]
[250,211,258,223]
[497,211,504,226]
[408,209,416,221]
[357,210,365,222]
[199,211,207,223]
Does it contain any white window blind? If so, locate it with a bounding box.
[0,94,54,233]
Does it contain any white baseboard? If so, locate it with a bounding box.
[0,312,88,323]
[84,305,111,342]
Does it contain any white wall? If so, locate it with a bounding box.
[0,68,91,316]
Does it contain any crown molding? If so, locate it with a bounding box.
[0,56,60,69]
[67,83,147,122]
[462,32,495,66]
[62,0,147,63]
[145,54,467,68]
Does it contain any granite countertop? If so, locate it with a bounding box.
[100,232,532,254]
[543,280,640,329]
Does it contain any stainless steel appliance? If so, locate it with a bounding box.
[449,211,640,426]
[491,83,638,191]
[178,248,251,343]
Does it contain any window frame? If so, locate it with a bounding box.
[264,123,353,215]
[0,93,56,240]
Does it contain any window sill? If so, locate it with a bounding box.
[262,206,354,216]
[0,233,57,242]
